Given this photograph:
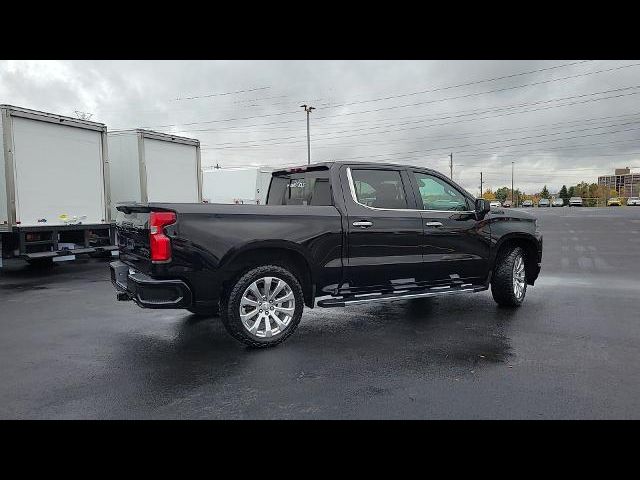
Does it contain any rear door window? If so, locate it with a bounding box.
[350,169,408,209]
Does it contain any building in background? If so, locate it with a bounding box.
[598,167,640,197]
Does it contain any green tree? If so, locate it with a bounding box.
[559,185,569,205]
[495,187,509,202]
[541,185,550,199]
[575,181,590,198]
[568,186,575,198]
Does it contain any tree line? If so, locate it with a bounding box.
[481,182,622,206]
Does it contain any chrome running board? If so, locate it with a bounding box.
[316,284,487,308]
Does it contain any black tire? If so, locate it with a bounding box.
[187,305,219,317]
[491,246,527,307]
[220,264,304,348]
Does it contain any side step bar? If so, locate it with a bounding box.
[316,284,487,308]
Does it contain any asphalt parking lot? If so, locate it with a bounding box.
[1,206,639,419]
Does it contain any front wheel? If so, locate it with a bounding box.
[491,246,527,307]
[220,265,304,348]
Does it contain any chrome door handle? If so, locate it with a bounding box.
[353,220,373,228]
[425,221,443,227]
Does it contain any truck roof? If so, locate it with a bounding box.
[108,128,200,146]
[273,160,444,175]
[0,104,106,131]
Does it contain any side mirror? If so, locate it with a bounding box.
[475,198,491,218]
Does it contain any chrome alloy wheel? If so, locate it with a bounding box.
[239,276,295,338]
[512,254,526,300]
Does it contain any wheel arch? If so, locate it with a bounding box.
[491,233,540,285]
[219,240,316,308]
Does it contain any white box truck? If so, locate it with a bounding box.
[0,105,114,266]
[107,129,202,217]
[202,167,274,204]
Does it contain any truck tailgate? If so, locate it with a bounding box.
[115,206,153,272]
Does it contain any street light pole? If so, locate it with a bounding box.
[300,104,315,165]
[511,161,515,205]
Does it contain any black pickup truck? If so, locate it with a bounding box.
[111,161,542,347]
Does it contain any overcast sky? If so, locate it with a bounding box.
[1,60,639,195]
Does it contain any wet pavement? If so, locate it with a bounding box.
[1,206,639,419]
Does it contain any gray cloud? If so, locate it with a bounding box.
[1,60,639,195]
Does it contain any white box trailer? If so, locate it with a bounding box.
[202,167,274,205]
[107,129,202,216]
[0,105,114,265]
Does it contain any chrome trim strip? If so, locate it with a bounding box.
[346,167,475,214]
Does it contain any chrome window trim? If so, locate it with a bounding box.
[346,167,475,214]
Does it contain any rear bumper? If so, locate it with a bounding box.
[110,260,192,309]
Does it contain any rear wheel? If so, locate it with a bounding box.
[491,246,527,307]
[220,265,304,348]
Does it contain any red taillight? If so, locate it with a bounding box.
[149,211,176,263]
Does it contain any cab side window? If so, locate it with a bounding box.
[413,172,470,211]
[351,169,408,209]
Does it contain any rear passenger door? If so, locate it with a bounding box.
[341,166,423,289]
[409,170,490,284]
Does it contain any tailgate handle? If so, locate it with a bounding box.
[353,220,373,228]
[425,221,443,228]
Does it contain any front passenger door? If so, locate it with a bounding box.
[410,171,490,285]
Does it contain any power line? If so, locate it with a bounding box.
[312,62,640,121]
[335,124,640,162]
[311,60,594,110]
[201,87,640,150]
[127,60,619,131]
[197,85,640,147]
[173,86,271,101]
[202,111,640,152]
[333,138,640,167]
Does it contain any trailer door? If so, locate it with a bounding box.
[144,139,199,203]
[11,117,106,227]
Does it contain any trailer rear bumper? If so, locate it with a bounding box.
[110,260,192,309]
[4,223,116,260]
[24,245,117,261]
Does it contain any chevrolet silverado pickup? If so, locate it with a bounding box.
[111,162,543,347]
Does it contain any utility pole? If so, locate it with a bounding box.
[511,161,515,205]
[300,104,315,165]
[449,153,453,179]
[480,171,483,198]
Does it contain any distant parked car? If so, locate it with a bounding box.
[490,200,502,208]
[627,197,640,206]
[552,198,564,207]
[538,198,550,207]
[503,200,513,208]
[607,197,622,206]
[569,196,583,207]
[522,199,533,207]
